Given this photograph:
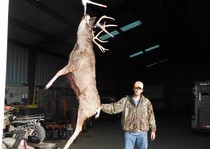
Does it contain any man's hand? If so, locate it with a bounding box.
[151,131,156,141]
[4,105,14,111]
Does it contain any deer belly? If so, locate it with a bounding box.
[77,91,100,116]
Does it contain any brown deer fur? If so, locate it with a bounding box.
[45,14,116,149]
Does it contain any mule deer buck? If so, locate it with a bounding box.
[45,14,116,149]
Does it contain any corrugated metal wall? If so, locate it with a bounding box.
[6,44,70,88]
[35,53,69,88]
[6,44,77,117]
[6,44,28,84]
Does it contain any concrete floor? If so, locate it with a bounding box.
[30,112,210,149]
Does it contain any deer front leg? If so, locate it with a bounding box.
[63,111,87,149]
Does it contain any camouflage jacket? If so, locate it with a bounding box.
[101,95,156,132]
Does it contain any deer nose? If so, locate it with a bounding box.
[84,14,90,19]
[83,14,90,22]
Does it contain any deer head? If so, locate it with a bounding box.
[77,14,117,52]
[76,14,96,45]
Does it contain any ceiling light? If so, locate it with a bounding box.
[99,30,119,40]
[146,62,157,68]
[146,58,169,68]
[145,44,160,52]
[129,51,144,58]
[120,20,142,32]
[159,58,169,63]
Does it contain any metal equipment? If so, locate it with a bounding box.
[5,108,46,142]
[191,81,210,131]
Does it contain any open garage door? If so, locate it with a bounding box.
[192,81,210,131]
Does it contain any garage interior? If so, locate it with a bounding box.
[3,0,210,148]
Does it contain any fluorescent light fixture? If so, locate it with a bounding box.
[145,44,160,52]
[129,50,144,58]
[146,58,169,68]
[146,62,157,68]
[159,58,169,63]
[129,44,160,58]
[99,30,119,40]
[99,20,142,40]
[120,20,142,32]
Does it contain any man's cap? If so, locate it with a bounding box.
[134,81,144,89]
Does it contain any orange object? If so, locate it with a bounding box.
[62,98,68,118]
[4,105,13,111]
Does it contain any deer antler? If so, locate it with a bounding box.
[93,15,117,53]
[93,30,109,53]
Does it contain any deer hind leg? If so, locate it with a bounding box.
[45,65,72,89]
[63,114,86,149]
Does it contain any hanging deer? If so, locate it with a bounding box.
[45,14,116,149]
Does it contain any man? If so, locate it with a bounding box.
[101,81,156,149]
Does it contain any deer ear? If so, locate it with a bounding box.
[89,17,97,27]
